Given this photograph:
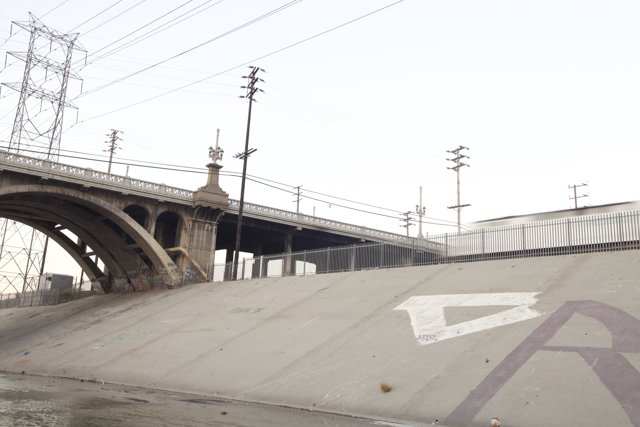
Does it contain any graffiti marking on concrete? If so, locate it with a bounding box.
[394,292,542,345]
[444,300,640,427]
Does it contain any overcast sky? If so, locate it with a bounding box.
[1,0,639,238]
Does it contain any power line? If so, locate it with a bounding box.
[261,83,441,161]
[72,0,405,124]
[78,1,302,98]
[84,0,224,65]
[76,1,148,37]
[67,0,127,32]
[85,55,239,80]
[41,0,72,19]
[0,0,70,51]
[0,141,461,228]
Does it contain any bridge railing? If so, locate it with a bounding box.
[0,150,195,201]
[0,150,415,244]
[214,209,640,281]
[227,199,415,244]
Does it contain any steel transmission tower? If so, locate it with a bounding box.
[104,129,123,173]
[0,14,84,295]
[446,145,471,233]
[2,13,85,160]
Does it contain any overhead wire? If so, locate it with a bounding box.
[72,0,406,124]
[264,83,442,161]
[77,0,148,37]
[0,0,69,49]
[0,2,459,228]
[0,141,460,227]
[85,54,237,78]
[79,75,236,96]
[66,0,126,32]
[78,0,303,97]
[84,0,223,65]
[41,0,72,19]
[0,1,139,102]
[83,0,201,58]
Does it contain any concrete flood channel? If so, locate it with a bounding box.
[1,249,640,426]
[0,373,398,427]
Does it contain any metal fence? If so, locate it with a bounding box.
[0,289,95,309]
[215,210,640,281]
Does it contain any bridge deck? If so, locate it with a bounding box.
[0,150,416,245]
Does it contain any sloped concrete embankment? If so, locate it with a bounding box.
[1,250,639,427]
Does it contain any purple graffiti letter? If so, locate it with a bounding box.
[444,300,640,426]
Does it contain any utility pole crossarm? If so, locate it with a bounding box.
[568,183,589,209]
[400,211,414,237]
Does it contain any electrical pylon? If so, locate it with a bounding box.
[0,13,84,295]
[446,145,471,233]
[2,13,85,160]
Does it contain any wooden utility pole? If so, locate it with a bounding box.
[293,185,302,213]
[400,211,414,236]
[416,186,426,238]
[232,66,265,280]
[569,183,588,209]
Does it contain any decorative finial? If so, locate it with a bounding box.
[209,128,223,164]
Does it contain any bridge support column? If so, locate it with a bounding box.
[251,243,263,279]
[283,233,293,276]
[222,247,236,280]
[349,244,357,271]
[146,215,157,238]
[186,207,224,282]
[192,158,229,282]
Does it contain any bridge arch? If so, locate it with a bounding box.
[0,185,182,292]
[124,204,150,229]
[154,210,183,249]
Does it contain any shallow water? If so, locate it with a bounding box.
[0,373,399,427]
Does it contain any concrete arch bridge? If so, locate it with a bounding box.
[0,151,426,293]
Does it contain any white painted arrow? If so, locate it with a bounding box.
[394,292,542,345]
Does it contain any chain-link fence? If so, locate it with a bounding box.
[0,288,96,309]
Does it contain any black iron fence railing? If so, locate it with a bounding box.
[214,210,640,281]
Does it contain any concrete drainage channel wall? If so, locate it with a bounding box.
[1,250,639,427]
